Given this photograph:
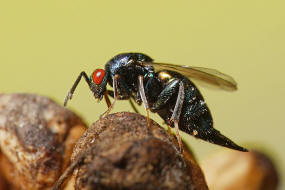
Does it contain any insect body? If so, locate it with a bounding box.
[64,52,247,152]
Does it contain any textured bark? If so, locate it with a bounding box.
[0,94,86,190]
[55,112,208,190]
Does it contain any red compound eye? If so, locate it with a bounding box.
[92,69,105,85]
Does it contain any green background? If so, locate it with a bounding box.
[1,0,284,185]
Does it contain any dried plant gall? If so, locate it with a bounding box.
[54,112,208,190]
[0,93,86,190]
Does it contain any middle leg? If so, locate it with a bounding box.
[138,75,151,127]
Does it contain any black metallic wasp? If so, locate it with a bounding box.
[64,52,247,152]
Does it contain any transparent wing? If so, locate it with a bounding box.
[143,62,237,91]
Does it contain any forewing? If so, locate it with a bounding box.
[143,62,237,91]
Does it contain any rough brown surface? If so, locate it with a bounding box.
[0,93,86,190]
[201,149,279,190]
[56,112,208,190]
[0,151,8,190]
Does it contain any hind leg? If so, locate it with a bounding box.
[169,81,185,153]
[151,79,185,153]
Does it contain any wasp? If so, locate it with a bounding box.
[64,52,247,152]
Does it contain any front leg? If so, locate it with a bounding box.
[105,90,140,114]
[101,75,133,117]
[100,74,120,118]
[104,90,112,108]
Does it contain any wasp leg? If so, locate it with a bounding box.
[169,81,185,153]
[138,75,150,127]
[64,71,90,107]
[129,98,140,114]
[167,125,173,136]
[104,91,112,108]
[100,74,120,118]
[104,89,140,114]
[106,90,114,98]
[151,79,180,110]
[150,79,185,152]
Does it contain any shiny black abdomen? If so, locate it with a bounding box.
[152,70,214,135]
[152,70,245,151]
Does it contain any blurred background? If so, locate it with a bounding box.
[0,0,284,187]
